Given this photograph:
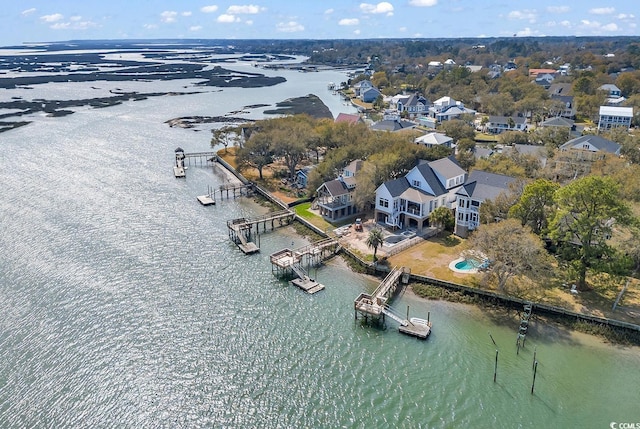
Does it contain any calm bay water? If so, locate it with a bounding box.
[0,62,639,428]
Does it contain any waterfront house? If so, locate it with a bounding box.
[315,160,363,222]
[597,106,633,131]
[353,80,374,97]
[361,86,382,103]
[454,170,518,238]
[374,156,465,231]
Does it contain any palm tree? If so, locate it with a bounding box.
[366,227,384,262]
[430,206,453,237]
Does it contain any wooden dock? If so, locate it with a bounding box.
[227,210,296,254]
[354,266,430,339]
[269,239,341,294]
[172,149,217,178]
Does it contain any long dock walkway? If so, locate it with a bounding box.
[354,266,431,339]
[227,210,295,254]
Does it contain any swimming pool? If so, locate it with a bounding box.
[454,259,480,271]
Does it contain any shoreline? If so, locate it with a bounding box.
[211,155,640,346]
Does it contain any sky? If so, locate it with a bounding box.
[2,1,638,46]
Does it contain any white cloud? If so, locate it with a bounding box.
[182,11,192,17]
[399,26,407,32]
[339,18,360,26]
[561,20,571,27]
[276,21,304,32]
[516,27,544,37]
[325,9,334,15]
[589,7,615,15]
[70,15,82,22]
[579,19,618,32]
[227,5,264,14]
[409,0,437,6]
[160,11,178,23]
[618,13,635,20]
[217,14,240,23]
[22,8,36,16]
[50,20,98,30]
[189,25,202,31]
[546,6,569,13]
[508,9,537,23]
[143,23,158,29]
[245,19,253,25]
[40,13,64,23]
[201,5,219,13]
[354,29,361,35]
[360,2,394,15]
[409,0,438,7]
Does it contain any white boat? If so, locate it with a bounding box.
[410,317,431,327]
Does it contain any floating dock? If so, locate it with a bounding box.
[354,267,431,339]
[196,185,216,205]
[197,194,216,205]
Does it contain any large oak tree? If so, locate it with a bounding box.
[549,176,634,290]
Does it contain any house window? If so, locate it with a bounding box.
[379,198,389,208]
[471,200,480,207]
[412,180,421,187]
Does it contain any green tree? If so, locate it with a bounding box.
[237,132,274,180]
[482,92,515,116]
[509,178,560,235]
[469,219,554,293]
[439,119,475,142]
[211,125,240,153]
[430,206,454,236]
[549,176,634,290]
[366,227,385,262]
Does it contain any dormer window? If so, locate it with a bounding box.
[412,180,421,187]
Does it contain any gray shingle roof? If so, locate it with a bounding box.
[322,179,349,196]
[428,155,465,180]
[382,177,410,197]
[415,163,446,196]
[559,135,621,154]
[370,119,415,132]
[456,170,517,202]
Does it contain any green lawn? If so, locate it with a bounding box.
[293,202,333,231]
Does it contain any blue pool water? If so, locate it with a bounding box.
[454,259,481,271]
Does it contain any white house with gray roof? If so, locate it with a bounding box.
[374,156,466,231]
[454,170,518,237]
[598,106,633,131]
